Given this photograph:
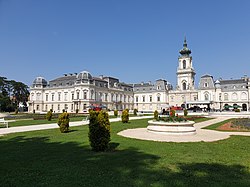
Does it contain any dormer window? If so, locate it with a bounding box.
[204,82,208,87]
[233,85,236,89]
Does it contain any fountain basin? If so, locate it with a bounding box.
[147,120,196,135]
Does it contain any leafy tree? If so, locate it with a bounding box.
[154,110,159,121]
[0,76,29,112]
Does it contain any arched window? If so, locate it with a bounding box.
[232,93,238,101]
[183,60,186,69]
[182,82,187,90]
[241,92,247,100]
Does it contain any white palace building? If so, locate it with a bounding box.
[29,38,250,113]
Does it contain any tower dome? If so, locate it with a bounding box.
[32,77,47,88]
[215,80,221,88]
[179,37,192,56]
[76,71,93,80]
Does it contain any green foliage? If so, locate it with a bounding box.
[57,112,70,133]
[46,109,53,121]
[0,76,29,112]
[154,110,159,121]
[184,109,188,117]
[133,108,138,116]
[114,110,118,117]
[14,108,19,114]
[121,109,129,123]
[170,109,175,117]
[88,110,111,151]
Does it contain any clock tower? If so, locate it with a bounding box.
[176,37,195,91]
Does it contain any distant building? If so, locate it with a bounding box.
[134,38,250,112]
[29,72,133,113]
[29,38,250,113]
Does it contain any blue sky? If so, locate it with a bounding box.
[0,0,250,87]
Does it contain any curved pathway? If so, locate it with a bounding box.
[118,117,250,142]
[0,116,152,136]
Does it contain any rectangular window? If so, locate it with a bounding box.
[149,96,152,102]
[105,93,108,101]
[71,104,73,110]
[72,93,74,100]
[65,104,68,110]
[36,105,39,110]
[58,104,60,111]
[51,104,53,111]
[58,93,61,101]
[142,96,145,102]
[46,94,48,101]
[52,94,54,101]
[64,93,67,101]
[157,96,160,102]
[77,92,80,99]
[136,96,138,102]
[84,92,87,99]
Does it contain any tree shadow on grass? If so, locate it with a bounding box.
[0,136,249,187]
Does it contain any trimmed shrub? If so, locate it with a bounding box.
[154,110,159,121]
[184,109,188,117]
[114,110,118,117]
[57,112,70,133]
[170,109,176,117]
[133,108,138,116]
[46,109,53,121]
[88,111,111,151]
[121,109,129,123]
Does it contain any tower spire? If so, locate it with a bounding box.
[183,36,187,47]
[179,36,191,56]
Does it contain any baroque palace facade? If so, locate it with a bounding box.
[29,39,250,113]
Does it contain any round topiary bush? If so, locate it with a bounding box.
[114,110,118,117]
[184,109,188,117]
[88,111,111,151]
[133,108,138,116]
[57,112,70,133]
[46,109,53,121]
[121,109,129,123]
[154,110,159,121]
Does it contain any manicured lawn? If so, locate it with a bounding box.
[6,116,85,127]
[0,118,250,187]
[6,114,153,127]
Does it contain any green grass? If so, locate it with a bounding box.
[6,114,153,127]
[6,116,85,127]
[0,118,250,187]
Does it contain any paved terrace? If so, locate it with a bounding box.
[118,117,250,142]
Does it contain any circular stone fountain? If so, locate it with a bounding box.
[147,120,196,135]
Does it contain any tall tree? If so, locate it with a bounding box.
[0,76,29,112]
